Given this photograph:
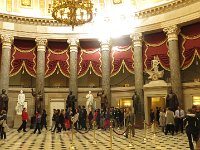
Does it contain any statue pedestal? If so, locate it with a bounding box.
[13,115,21,129]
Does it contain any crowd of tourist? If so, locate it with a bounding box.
[150,105,200,150]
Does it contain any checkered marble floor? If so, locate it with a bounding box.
[0,127,191,150]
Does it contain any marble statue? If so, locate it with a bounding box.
[86,91,94,113]
[0,89,9,112]
[15,90,25,115]
[145,56,164,81]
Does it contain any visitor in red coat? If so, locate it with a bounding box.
[17,108,28,132]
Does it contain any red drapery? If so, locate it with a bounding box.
[180,22,200,69]
[143,32,169,70]
[45,41,69,78]
[10,39,36,77]
[78,48,101,77]
[110,46,134,77]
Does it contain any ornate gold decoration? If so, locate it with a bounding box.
[163,25,180,41]
[21,0,32,7]
[48,0,94,30]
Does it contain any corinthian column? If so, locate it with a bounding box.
[163,25,183,106]
[100,39,111,106]
[0,34,14,92]
[35,38,47,110]
[67,38,79,99]
[130,33,144,116]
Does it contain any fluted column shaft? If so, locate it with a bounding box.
[35,38,47,109]
[164,25,183,106]
[100,39,111,106]
[0,34,14,92]
[130,33,144,116]
[68,38,79,99]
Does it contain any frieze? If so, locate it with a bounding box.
[0,0,197,27]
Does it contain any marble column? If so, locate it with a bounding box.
[0,34,14,92]
[68,38,79,99]
[100,39,111,106]
[35,38,47,109]
[163,25,183,106]
[130,33,144,116]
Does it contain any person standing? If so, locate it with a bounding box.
[17,108,28,133]
[41,109,47,131]
[125,108,135,138]
[165,107,175,135]
[175,106,185,133]
[159,108,166,132]
[184,108,199,150]
[33,110,41,134]
[150,109,155,124]
[50,109,56,131]
[0,110,7,141]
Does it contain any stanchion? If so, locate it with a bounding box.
[128,123,133,147]
[110,120,113,150]
[143,120,147,142]
[93,120,97,144]
[69,117,75,150]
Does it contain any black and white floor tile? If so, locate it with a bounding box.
[0,128,191,150]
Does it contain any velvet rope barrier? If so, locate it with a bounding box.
[113,126,130,135]
[74,127,91,134]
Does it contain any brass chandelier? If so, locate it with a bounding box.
[49,0,94,30]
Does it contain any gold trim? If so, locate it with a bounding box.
[143,39,170,71]
[180,33,200,70]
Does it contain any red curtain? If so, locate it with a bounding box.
[78,48,101,78]
[10,39,36,77]
[143,32,169,70]
[45,41,69,78]
[110,46,134,77]
[180,22,200,69]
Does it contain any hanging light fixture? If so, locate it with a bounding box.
[48,0,94,30]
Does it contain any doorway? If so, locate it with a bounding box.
[118,98,132,108]
[146,96,166,123]
[49,99,65,126]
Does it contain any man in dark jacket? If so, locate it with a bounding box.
[184,108,199,150]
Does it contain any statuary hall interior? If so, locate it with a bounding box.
[0,0,200,149]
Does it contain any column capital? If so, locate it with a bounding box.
[130,32,142,47]
[99,39,110,51]
[35,38,47,46]
[1,34,14,45]
[163,25,180,41]
[67,38,79,52]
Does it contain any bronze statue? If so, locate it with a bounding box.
[0,89,9,112]
[66,91,75,114]
[165,88,179,112]
[97,90,108,111]
[132,91,139,114]
[32,89,43,113]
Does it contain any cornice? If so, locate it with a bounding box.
[135,0,197,18]
[0,0,197,27]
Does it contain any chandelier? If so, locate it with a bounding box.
[49,0,94,30]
